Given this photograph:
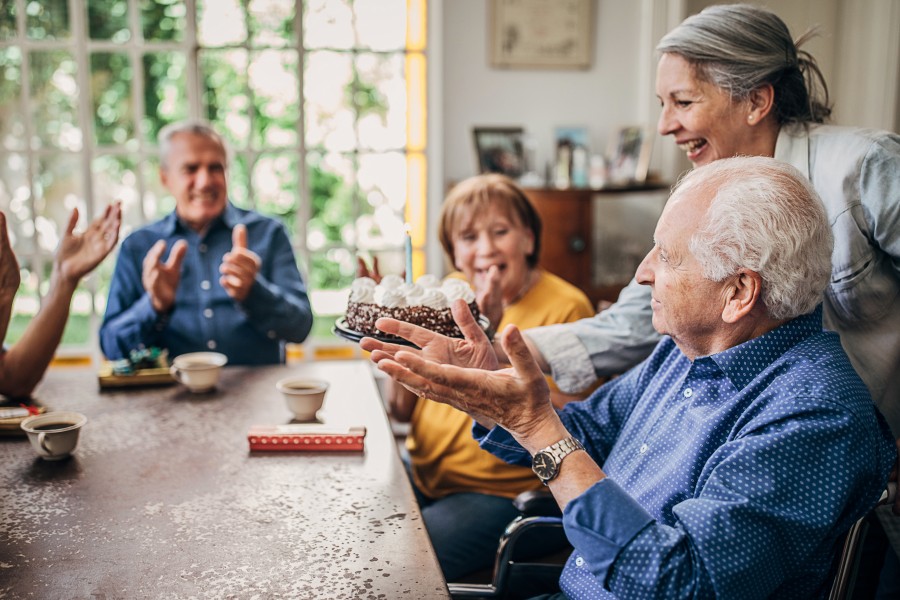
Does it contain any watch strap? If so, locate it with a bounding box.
[533,436,585,484]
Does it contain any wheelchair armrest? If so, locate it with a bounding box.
[513,489,562,518]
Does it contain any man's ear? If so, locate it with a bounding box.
[722,270,762,323]
[159,167,169,188]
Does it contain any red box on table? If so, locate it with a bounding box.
[248,424,366,452]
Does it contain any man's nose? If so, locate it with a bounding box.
[635,250,654,285]
[195,168,213,188]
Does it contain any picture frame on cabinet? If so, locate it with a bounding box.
[473,126,527,178]
[607,126,652,184]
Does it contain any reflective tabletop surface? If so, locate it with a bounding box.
[0,360,449,599]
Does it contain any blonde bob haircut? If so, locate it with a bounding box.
[438,174,542,268]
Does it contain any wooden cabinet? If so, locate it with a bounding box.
[523,184,669,307]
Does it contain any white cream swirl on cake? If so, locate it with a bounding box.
[345,275,481,338]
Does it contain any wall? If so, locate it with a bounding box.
[438,0,899,190]
[440,0,647,185]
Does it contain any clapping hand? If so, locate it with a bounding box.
[356,255,382,283]
[55,202,122,286]
[220,224,261,302]
[142,239,187,313]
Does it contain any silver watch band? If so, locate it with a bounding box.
[540,436,585,462]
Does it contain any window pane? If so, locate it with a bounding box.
[0,0,15,40]
[354,0,406,51]
[0,47,25,150]
[309,248,355,292]
[227,154,251,210]
[142,157,173,220]
[27,0,69,40]
[142,52,188,142]
[141,0,185,42]
[308,151,355,251]
[251,49,299,148]
[92,53,134,145]
[30,50,82,151]
[8,266,40,345]
[303,0,353,50]
[253,152,299,231]
[34,154,82,255]
[357,152,405,251]
[0,153,34,255]
[92,155,142,230]
[61,282,93,346]
[304,50,355,151]
[87,0,130,42]
[197,0,246,47]
[356,53,405,151]
[248,0,293,48]
[201,49,250,150]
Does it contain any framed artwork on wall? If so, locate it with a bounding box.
[473,126,527,178]
[490,0,593,69]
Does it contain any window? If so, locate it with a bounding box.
[0,0,427,353]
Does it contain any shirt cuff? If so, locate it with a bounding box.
[134,293,170,332]
[563,478,655,579]
[526,325,597,394]
[473,423,532,467]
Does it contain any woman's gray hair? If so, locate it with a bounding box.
[677,156,833,320]
[657,3,831,124]
[158,120,230,169]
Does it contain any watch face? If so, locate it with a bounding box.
[532,451,558,481]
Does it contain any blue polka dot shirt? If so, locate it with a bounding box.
[477,307,895,599]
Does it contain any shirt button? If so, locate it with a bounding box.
[267,330,276,339]
[683,388,693,398]
[639,443,648,454]
[575,556,584,567]
[201,280,211,290]
[199,244,208,253]
[204,309,214,318]
[207,340,217,349]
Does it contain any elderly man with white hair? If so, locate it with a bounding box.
[363,156,895,599]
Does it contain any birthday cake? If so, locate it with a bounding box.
[345,274,481,338]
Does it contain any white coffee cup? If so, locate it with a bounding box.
[170,352,228,393]
[21,411,88,461]
[276,377,329,421]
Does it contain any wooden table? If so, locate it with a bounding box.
[0,361,449,599]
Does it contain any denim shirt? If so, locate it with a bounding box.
[100,204,313,365]
[527,124,900,435]
[477,308,895,599]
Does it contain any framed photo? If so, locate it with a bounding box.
[607,126,652,184]
[490,0,593,69]
[473,127,526,178]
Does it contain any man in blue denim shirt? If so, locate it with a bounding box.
[364,157,895,599]
[100,121,312,365]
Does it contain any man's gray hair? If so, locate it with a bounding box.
[677,156,833,320]
[157,120,229,169]
[656,3,831,124]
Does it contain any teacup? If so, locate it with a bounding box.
[21,411,88,461]
[276,377,329,421]
[170,352,228,393]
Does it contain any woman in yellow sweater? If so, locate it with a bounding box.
[386,174,594,580]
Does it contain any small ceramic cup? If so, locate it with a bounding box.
[276,377,329,421]
[170,352,228,393]
[20,411,88,461]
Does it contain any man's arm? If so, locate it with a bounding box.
[520,278,660,393]
[238,224,313,343]
[2,205,121,397]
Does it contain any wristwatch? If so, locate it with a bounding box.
[531,436,585,485]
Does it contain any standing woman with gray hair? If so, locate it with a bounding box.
[520,2,900,462]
